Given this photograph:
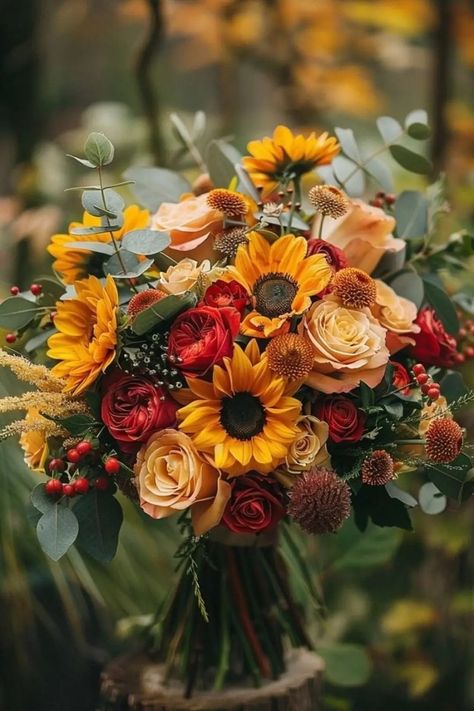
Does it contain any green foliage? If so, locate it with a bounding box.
[73,490,123,563]
[418,482,447,515]
[124,166,191,211]
[318,643,372,687]
[84,132,115,167]
[104,251,154,279]
[426,454,473,502]
[206,139,242,188]
[389,270,424,308]
[53,413,97,437]
[131,291,198,335]
[36,504,79,561]
[121,229,170,255]
[394,191,428,239]
[323,517,403,572]
[422,278,459,334]
[0,296,41,330]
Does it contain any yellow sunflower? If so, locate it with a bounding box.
[242,125,340,195]
[227,231,332,338]
[178,340,301,477]
[47,275,118,395]
[48,205,150,284]
[19,408,49,471]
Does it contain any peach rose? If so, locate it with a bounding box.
[151,194,223,261]
[134,429,231,536]
[159,258,211,296]
[285,415,330,474]
[301,295,389,393]
[322,199,405,274]
[372,280,420,353]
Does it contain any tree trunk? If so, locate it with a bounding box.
[100,648,324,711]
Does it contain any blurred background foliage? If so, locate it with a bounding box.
[0,1,473,709]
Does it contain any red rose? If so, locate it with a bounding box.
[314,396,365,444]
[168,305,240,378]
[203,279,248,316]
[306,239,348,272]
[410,306,457,367]
[101,370,177,449]
[222,474,286,534]
[390,360,411,395]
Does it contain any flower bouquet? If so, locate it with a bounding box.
[1,114,473,702]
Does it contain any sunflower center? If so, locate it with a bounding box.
[220,391,266,441]
[253,272,298,318]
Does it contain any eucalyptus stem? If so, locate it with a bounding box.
[338,133,404,189]
[317,213,325,239]
[396,438,425,445]
[287,178,301,232]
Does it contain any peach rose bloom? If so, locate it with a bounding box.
[285,415,330,474]
[372,280,421,353]
[159,258,211,296]
[322,199,405,274]
[134,429,231,536]
[301,295,389,393]
[151,194,223,261]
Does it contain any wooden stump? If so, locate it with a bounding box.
[100,648,324,711]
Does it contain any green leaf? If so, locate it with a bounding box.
[419,482,447,514]
[25,329,55,353]
[121,229,170,255]
[84,132,115,167]
[326,517,402,571]
[405,109,431,140]
[37,504,79,561]
[0,296,40,329]
[364,155,394,193]
[206,140,241,188]
[131,292,198,335]
[74,490,123,563]
[423,278,459,334]
[318,643,372,687]
[394,190,428,238]
[31,483,56,514]
[36,277,66,303]
[383,400,404,420]
[334,127,361,163]
[56,413,95,436]
[235,164,260,201]
[389,145,432,174]
[104,251,154,279]
[386,482,418,508]
[332,155,365,196]
[440,371,469,404]
[389,271,424,309]
[66,154,96,169]
[355,486,413,530]
[124,167,191,211]
[70,225,119,236]
[377,116,403,144]
[81,188,124,218]
[453,292,474,315]
[65,241,115,255]
[426,454,472,501]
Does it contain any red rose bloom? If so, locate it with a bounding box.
[101,371,177,449]
[203,279,248,316]
[315,396,365,444]
[410,306,457,367]
[168,305,240,378]
[222,474,286,534]
[390,360,411,395]
[306,239,348,272]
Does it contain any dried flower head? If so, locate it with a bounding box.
[214,227,248,259]
[361,450,395,485]
[288,468,351,534]
[263,201,285,218]
[266,333,314,380]
[128,289,165,318]
[425,418,463,463]
[308,185,349,218]
[206,189,248,217]
[332,267,377,309]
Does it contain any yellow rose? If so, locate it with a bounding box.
[419,396,451,437]
[372,280,420,353]
[134,429,231,536]
[285,415,330,474]
[151,194,223,262]
[322,199,405,274]
[159,258,211,296]
[301,295,389,393]
[19,408,49,471]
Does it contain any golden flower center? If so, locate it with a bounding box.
[220,391,266,441]
[253,272,298,318]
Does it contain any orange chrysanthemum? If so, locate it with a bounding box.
[47,275,118,395]
[47,205,150,284]
[242,125,340,195]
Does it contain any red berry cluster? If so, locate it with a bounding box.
[412,363,440,400]
[455,317,474,363]
[44,442,122,499]
[370,191,396,209]
[6,282,48,344]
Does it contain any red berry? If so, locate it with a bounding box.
[45,479,63,496]
[454,352,466,364]
[104,457,120,476]
[458,328,467,338]
[10,286,20,296]
[427,386,440,400]
[465,320,473,329]
[464,346,474,358]
[74,477,90,494]
[421,383,431,395]
[371,197,384,208]
[5,333,17,344]
[48,458,66,473]
[385,193,396,205]
[30,283,42,296]
[62,483,75,497]
[76,441,92,457]
[376,191,386,199]
[95,476,109,491]
[416,373,429,385]
[412,364,426,376]
[66,448,81,463]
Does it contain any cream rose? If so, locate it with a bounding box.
[159,258,211,296]
[285,415,330,473]
[372,280,420,353]
[322,199,405,274]
[134,429,231,536]
[302,295,389,393]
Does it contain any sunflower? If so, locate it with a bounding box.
[48,205,150,284]
[227,231,332,338]
[178,340,301,477]
[242,125,340,195]
[47,275,118,395]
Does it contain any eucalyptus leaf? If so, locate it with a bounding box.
[419,482,447,514]
[37,505,79,561]
[31,483,56,515]
[124,167,191,211]
[334,127,361,162]
[453,292,474,314]
[0,296,41,330]
[121,229,170,255]
[35,277,66,302]
[389,145,432,174]
[423,278,459,334]
[191,110,207,141]
[377,116,403,144]
[407,123,431,140]
[318,643,372,687]
[426,454,472,501]
[81,188,125,218]
[206,140,241,188]
[65,241,115,255]
[84,132,115,167]
[104,251,154,279]
[364,155,394,192]
[131,292,198,335]
[386,482,418,508]
[235,164,260,201]
[25,329,56,353]
[389,271,424,309]
[440,371,469,404]
[74,490,123,563]
[66,155,96,169]
[395,191,428,238]
[70,225,116,236]
[332,155,365,196]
